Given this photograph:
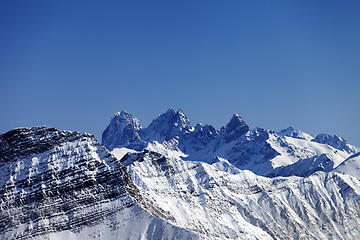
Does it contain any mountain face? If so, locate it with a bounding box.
[0,127,197,240]
[118,150,360,240]
[144,109,193,142]
[221,114,249,143]
[102,111,144,151]
[312,133,357,154]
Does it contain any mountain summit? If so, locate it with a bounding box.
[102,110,143,150]
[145,108,193,141]
[222,113,249,143]
[0,126,196,239]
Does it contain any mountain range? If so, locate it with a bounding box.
[1,109,359,239]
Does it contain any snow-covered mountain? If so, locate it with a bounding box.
[1,109,359,239]
[103,109,358,177]
[101,109,360,239]
[0,126,197,240]
[118,150,360,239]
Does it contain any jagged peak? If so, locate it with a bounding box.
[277,126,314,141]
[280,126,295,132]
[311,133,358,154]
[113,110,138,120]
[145,109,192,141]
[114,110,129,117]
[222,114,249,143]
[110,111,142,129]
[163,108,187,120]
[102,111,143,150]
[167,108,184,114]
[149,108,191,127]
[225,114,248,132]
[313,133,345,143]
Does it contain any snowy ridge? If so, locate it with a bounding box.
[116,149,360,239]
[103,109,358,177]
[0,127,197,240]
[333,152,360,179]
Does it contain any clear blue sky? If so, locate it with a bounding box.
[1,0,359,147]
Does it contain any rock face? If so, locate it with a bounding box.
[0,127,198,240]
[144,109,193,142]
[221,114,249,143]
[102,111,144,151]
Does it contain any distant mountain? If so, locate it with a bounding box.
[0,127,197,240]
[103,109,358,177]
[312,133,358,154]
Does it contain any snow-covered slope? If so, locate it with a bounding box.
[333,152,360,179]
[0,127,197,240]
[117,149,360,240]
[103,109,358,177]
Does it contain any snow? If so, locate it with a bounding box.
[123,150,360,239]
[112,147,138,160]
[333,153,360,179]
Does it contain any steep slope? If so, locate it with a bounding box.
[277,126,314,141]
[117,149,360,240]
[0,127,198,240]
[312,134,358,154]
[333,152,360,179]
[144,109,193,142]
[103,109,358,177]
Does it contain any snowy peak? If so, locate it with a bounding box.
[222,114,249,143]
[145,108,192,141]
[102,110,143,150]
[277,126,314,141]
[312,133,358,154]
[112,110,142,130]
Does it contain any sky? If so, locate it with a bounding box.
[0,0,359,147]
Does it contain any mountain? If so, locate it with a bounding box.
[102,109,360,239]
[103,109,358,177]
[102,111,144,151]
[312,133,358,154]
[1,109,359,239]
[144,109,193,142]
[277,126,314,141]
[117,149,360,239]
[0,126,197,240]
